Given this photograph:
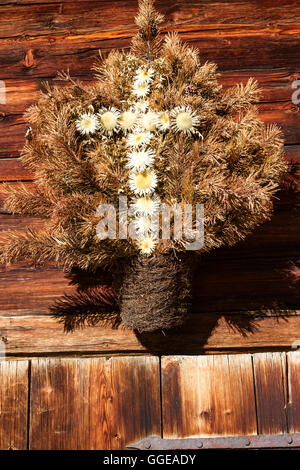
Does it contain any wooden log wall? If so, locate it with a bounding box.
[0,0,299,356]
[1,351,300,449]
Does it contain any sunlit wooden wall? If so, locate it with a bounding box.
[0,0,299,450]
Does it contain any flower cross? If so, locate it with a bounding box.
[76,67,202,255]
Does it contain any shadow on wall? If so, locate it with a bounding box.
[51,171,300,353]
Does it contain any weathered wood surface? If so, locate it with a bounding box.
[0,2,300,79]
[1,351,300,449]
[161,354,257,437]
[1,314,300,356]
[1,1,300,40]
[0,0,299,356]
[287,351,300,432]
[161,351,300,439]
[0,360,28,449]
[252,352,288,434]
[0,3,300,156]
[29,356,161,449]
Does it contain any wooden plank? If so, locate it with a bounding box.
[0,34,131,81]
[0,158,34,181]
[0,115,25,158]
[193,250,300,315]
[285,144,300,163]
[1,314,300,356]
[0,77,91,115]
[252,352,288,434]
[0,1,299,80]
[29,356,160,449]
[161,355,257,437]
[0,1,137,39]
[0,265,73,316]
[3,0,297,9]
[259,102,300,145]
[0,360,28,449]
[221,69,300,104]
[0,24,299,81]
[1,1,300,40]
[287,351,300,432]
[0,214,43,230]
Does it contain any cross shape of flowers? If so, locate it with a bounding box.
[76,67,201,255]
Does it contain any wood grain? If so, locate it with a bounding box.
[0,158,35,181]
[29,356,160,449]
[287,351,300,432]
[0,360,28,449]
[1,1,300,40]
[1,313,299,357]
[252,352,288,434]
[0,115,25,158]
[161,354,257,437]
[0,1,299,81]
[0,23,299,79]
[0,264,73,316]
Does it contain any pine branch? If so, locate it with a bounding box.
[220,78,261,113]
[51,286,120,332]
[131,0,164,60]
[2,183,54,217]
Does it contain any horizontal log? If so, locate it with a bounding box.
[1,0,300,39]
[0,115,25,158]
[0,1,138,39]
[0,158,34,181]
[0,313,300,356]
[0,213,44,230]
[3,0,297,8]
[206,69,300,104]
[0,77,91,115]
[285,144,300,163]
[0,264,73,316]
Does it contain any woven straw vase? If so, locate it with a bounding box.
[119,253,194,333]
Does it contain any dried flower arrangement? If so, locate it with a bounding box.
[0,1,287,332]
